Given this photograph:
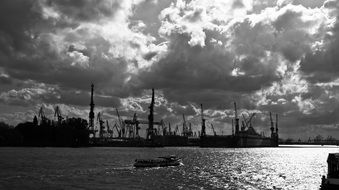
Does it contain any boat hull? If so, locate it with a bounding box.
[134,161,181,168]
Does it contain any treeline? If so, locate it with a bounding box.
[0,117,89,147]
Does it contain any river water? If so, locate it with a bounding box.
[0,145,337,190]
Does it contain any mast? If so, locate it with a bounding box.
[270,112,274,137]
[89,84,95,133]
[231,119,234,135]
[234,102,239,134]
[147,88,155,139]
[275,113,278,134]
[200,104,206,136]
[182,114,187,136]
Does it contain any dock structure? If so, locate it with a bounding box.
[85,84,279,147]
[199,102,279,148]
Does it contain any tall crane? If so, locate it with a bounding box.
[241,114,247,131]
[113,122,122,138]
[106,120,113,138]
[241,113,256,129]
[175,125,179,135]
[132,113,140,137]
[97,112,105,138]
[210,124,216,136]
[182,114,187,136]
[248,113,256,128]
[38,106,47,125]
[188,123,193,136]
[147,88,156,139]
[234,102,239,134]
[54,105,64,125]
[124,119,163,136]
[275,113,278,134]
[89,84,95,133]
[270,112,274,136]
[115,108,125,137]
[168,122,172,135]
[231,119,234,135]
[200,104,206,136]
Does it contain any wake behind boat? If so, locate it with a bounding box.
[134,155,181,168]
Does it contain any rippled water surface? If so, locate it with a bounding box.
[0,146,337,190]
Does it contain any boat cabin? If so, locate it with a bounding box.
[327,153,339,178]
[321,153,339,189]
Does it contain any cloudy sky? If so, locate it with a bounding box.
[0,0,339,139]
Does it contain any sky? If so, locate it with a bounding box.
[0,0,339,139]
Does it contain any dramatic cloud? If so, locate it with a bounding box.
[0,0,339,139]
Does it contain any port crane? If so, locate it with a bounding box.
[38,106,47,125]
[242,113,256,129]
[54,105,64,125]
[234,102,239,134]
[124,116,164,137]
[113,121,122,137]
[188,123,193,136]
[175,125,179,135]
[168,122,172,135]
[181,114,193,136]
[231,119,234,135]
[182,114,187,136]
[122,89,164,139]
[97,112,105,138]
[115,108,126,137]
[210,124,216,136]
[106,120,114,138]
[200,104,206,136]
[269,112,279,138]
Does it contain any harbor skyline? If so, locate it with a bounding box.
[0,0,339,139]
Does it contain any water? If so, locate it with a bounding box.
[0,146,337,190]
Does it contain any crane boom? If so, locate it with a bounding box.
[211,124,216,136]
[242,114,248,128]
[234,102,238,119]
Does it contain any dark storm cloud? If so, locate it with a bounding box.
[43,0,121,22]
[300,0,339,83]
[0,0,43,52]
[0,0,133,93]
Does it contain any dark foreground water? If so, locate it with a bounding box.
[0,145,337,190]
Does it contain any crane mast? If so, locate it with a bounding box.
[270,112,274,136]
[200,104,206,136]
[54,105,63,125]
[211,124,216,136]
[89,84,95,135]
[275,113,278,133]
[147,88,156,139]
[38,106,47,125]
[234,102,239,135]
[182,114,187,136]
[97,112,105,138]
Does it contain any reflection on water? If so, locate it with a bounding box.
[0,146,336,190]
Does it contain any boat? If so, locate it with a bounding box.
[320,153,339,189]
[134,155,181,168]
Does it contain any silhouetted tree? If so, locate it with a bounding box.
[0,122,23,146]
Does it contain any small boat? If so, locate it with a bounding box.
[134,155,181,168]
[321,153,339,190]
